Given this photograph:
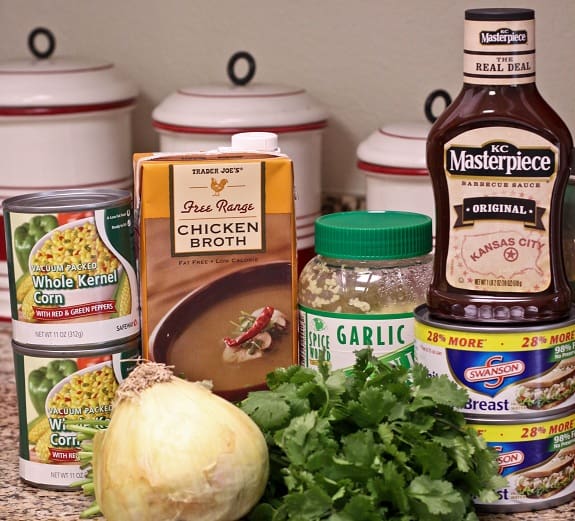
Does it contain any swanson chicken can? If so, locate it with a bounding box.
[414,305,575,419]
[3,189,140,346]
[469,412,575,512]
[13,339,140,490]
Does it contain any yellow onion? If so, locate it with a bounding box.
[92,363,269,521]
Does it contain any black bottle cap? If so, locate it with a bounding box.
[465,8,534,21]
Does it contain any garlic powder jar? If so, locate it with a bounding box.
[298,211,433,371]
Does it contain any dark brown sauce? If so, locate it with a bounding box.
[426,11,573,324]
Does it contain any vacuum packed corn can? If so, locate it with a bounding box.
[3,189,140,346]
[13,339,140,489]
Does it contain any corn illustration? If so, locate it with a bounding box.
[32,221,119,281]
[16,273,33,304]
[28,415,50,444]
[48,365,117,421]
[21,288,35,321]
[34,429,53,463]
[113,272,131,317]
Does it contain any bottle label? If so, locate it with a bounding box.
[464,18,535,85]
[298,306,416,371]
[444,127,557,293]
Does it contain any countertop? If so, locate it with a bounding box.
[1,324,575,521]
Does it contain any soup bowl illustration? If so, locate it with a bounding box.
[150,261,295,401]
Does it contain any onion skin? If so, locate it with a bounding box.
[92,371,269,521]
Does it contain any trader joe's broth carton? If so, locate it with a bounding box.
[133,150,298,400]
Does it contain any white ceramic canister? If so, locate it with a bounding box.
[0,28,138,320]
[152,51,328,273]
[357,90,451,236]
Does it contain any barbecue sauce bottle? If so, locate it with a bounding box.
[426,8,573,324]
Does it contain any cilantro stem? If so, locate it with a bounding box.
[65,419,110,426]
[79,500,101,519]
[68,425,101,436]
[435,414,466,434]
[82,481,95,495]
[70,478,92,488]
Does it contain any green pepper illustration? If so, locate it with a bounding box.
[14,214,59,273]
[28,359,78,415]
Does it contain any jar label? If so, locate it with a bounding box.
[443,127,557,293]
[298,306,416,371]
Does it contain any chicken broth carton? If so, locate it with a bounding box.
[134,147,298,401]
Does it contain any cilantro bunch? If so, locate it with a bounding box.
[239,349,504,521]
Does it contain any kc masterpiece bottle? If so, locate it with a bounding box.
[427,8,573,324]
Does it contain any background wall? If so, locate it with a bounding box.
[1,0,574,197]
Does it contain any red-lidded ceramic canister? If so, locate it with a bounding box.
[151,51,328,273]
[356,90,451,238]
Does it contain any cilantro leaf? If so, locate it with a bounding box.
[408,475,466,518]
[241,391,292,432]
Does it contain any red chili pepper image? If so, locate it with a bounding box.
[223,306,275,347]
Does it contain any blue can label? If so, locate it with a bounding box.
[414,315,575,417]
[471,414,575,508]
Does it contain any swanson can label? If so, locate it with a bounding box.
[4,190,140,346]
[470,413,575,512]
[299,308,416,371]
[13,341,139,490]
[414,306,575,418]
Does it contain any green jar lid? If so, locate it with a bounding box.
[314,210,432,260]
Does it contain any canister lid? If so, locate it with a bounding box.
[0,28,138,115]
[356,89,451,174]
[314,210,432,260]
[152,51,328,134]
[356,121,430,173]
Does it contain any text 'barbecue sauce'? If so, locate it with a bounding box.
[426,8,573,324]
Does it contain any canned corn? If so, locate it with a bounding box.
[13,339,140,490]
[414,305,575,419]
[3,189,140,346]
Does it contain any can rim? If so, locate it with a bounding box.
[12,335,140,357]
[2,188,132,213]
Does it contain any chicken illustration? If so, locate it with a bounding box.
[211,177,228,195]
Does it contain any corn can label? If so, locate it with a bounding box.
[471,414,575,511]
[414,307,575,418]
[5,205,139,346]
[13,345,139,489]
